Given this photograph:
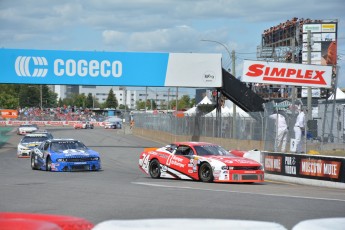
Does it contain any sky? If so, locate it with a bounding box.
[1,0,345,96]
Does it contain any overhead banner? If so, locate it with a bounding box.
[0,49,222,88]
[242,60,333,88]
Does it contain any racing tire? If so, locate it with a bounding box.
[149,159,161,179]
[199,163,213,183]
[30,155,37,170]
[46,157,52,171]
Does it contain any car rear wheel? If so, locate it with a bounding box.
[46,157,52,171]
[149,159,161,179]
[199,163,213,182]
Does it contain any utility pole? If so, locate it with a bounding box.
[145,87,148,113]
[167,88,170,111]
[306,30,312,153]
[40,85,43,109]
[231,50,236,139]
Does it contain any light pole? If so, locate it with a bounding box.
[200,39,232,62]
[40,85,43,109]
[201,39,235,137]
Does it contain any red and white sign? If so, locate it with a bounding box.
[242,60,332,88]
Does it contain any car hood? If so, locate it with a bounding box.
[52,149,99,158]
[205,155,261,166]
[21,142,41,148]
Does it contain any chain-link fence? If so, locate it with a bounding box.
[132,100,345,154]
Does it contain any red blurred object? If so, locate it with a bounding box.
[0,212,94,230]
[0,219,61,230]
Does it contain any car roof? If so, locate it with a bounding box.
[48,138,78,143]
[20,124,37,127]
[173,142,215,147]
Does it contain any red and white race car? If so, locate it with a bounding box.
[73,121,94,129]
[139,142,264,183]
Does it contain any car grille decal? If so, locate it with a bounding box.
[65,157,96,162]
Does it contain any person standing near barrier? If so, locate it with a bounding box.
[294,108,306,153]
[269,111,288,152]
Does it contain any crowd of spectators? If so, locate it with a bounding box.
[15,106,106,122]
[262,17,323,46]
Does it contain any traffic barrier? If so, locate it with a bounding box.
[0,212,94,230]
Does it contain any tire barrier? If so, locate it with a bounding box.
[0,212,94,230]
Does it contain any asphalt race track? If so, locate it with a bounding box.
[1,127,345,229]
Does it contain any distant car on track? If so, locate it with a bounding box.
[73,121,94,129]
[30,138,101,172]
[17,124,38,135]
[17,133,52,158]
[104,121,122,129]
[139,142,264,183]
[33,130,54,139]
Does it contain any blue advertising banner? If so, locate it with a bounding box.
[0,49,222,87]
[0,48,168,86]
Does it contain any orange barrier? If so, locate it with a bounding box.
[0,212,94,230]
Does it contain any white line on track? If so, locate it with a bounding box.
[132,182,345,202]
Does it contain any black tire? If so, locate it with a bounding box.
[31,155,37,170]
[46,157,52,171]
[199,163,213,182]
[149,159,161,179]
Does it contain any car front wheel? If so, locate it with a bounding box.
[149,159,161,179]
[46,157,52,171]
[199,163,213,182]
[31,155,37,170]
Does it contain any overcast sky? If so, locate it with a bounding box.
[1,0,345,90]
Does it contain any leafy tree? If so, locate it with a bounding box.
[58,98,63,107]
[136,101,146,110]
[105,88,118,108]
[0,93,19,109]
[86,93,94,108]
[19,85,40,108]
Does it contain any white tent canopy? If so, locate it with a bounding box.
[197,95,212,105]
[204,105,251,118]
[184,96,212,115]
[328,88,345,100]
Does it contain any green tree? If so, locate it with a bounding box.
[136,101,146,110]
[0,93,19,109]
[105,88,118,108]
[86,93,94,108]
[19,85,40,107]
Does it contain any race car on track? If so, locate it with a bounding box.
[17,124,39,135]
[73,121,94,129]
[104,121,122,129]
[17,133,53,158]
[139,142,264,183]
[30,138,101,172]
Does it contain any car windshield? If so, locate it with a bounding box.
[51,141,87,152]
[21,124,36,128]
[21,136,48,143]
[194,145,233,156]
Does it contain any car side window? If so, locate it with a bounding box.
[43,142,49,151]
[175,146,193,156]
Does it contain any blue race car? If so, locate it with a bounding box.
[30,138,101,172]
